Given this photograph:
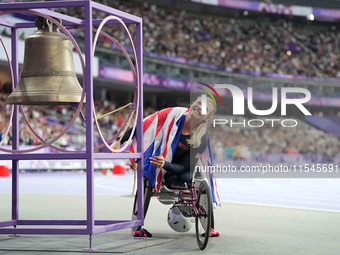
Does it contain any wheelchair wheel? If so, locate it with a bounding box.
[195,181,212,250]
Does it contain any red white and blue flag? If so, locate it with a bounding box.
[129,107,220,206]
[196,134,221,207]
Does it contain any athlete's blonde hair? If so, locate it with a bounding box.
[187,96,216,148]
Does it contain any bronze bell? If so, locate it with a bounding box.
[6,17,84,105]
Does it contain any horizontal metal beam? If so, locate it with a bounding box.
[0,220,144,235]
[91,1,142,24]
[92,19,136,26]
[28,8,83,24]
[0,153,87,160]
[0,1,89,10]
[93,152,143,159]
[0,152,143,160]
[13,21,82,29]
[0,228,91,235]
[94,220,143,234]
[11,18,136,29]
[17,220,87,225]
[0,19,15,28]
[0,220,17,228]
[16,219,130,225]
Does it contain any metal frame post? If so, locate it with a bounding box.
[10,26,19,226]
[0,0,144,240]
[136,22,144,222]
[84,0,94,234]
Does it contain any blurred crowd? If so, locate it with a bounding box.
[2,1,339,78]
[209,116,340,162]
[1,1,339,78]
[1,88,340,162]
[0,91,141,148]
[0,92,79,147]
[86,0,339,78]
[1,0,340,161]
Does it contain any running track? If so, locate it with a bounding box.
[0,171,339,212]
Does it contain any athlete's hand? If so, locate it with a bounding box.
[150,155,165,168]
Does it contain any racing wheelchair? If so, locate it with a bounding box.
[132,168,214,250]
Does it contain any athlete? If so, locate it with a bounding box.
[120,96,220,237]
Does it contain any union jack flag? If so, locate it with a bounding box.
[129,107,220,206]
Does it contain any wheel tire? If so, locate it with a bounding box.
[195,181,212,250]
